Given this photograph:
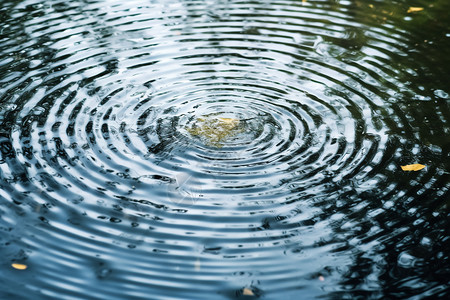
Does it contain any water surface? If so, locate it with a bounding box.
[0,0,449,299]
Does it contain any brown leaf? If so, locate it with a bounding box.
[401,164,426,171]
[242,288,255,296]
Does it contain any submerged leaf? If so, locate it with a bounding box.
[401,164,426,171]
[11,263,28,270]
[407,7,424,13]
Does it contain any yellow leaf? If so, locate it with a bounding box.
[401,164,426,171]
[186,116,241,147]
[218,117,239,125]
[12,263,28,270]
[243,288,254,296]
[407,7,424,13]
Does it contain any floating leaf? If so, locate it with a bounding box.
[218,117,239,125]
[186,115,242,147]
[12,263,28,270]
[401,164,426,171]
[407,7,424,13]
[242,288,255,296]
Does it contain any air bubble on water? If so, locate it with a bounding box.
[398,252,416,268]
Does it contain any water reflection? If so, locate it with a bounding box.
[0,0,449,299]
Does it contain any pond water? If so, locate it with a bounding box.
[0,0,449,299]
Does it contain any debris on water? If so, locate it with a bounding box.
[401,164,426,171]
[11,263,28,270]
[407,7,424,13]
[186,115,242,147]
[242,287,254,296]
[236,286,262,298]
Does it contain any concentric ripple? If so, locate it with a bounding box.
[0,0,449,299]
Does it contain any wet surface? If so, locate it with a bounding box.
[0,0,449,299]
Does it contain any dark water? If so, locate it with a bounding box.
[1,0,449,299]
